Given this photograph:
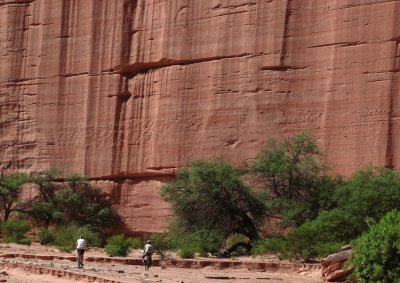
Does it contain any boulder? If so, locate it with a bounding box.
[321,247,353,282]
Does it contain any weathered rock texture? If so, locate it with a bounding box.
[1,0,400,232]
[321,248,353,282]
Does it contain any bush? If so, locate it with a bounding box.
[148,233,175,259]
[170,228,225,258]
[54,225,101,252]
[296,166,400,247]
[333,167,400,241]
[1,219,31,245]
[148,228,226,259]
[350,210,400,283]
[285,221,341,260]
[178,245,196,258]
[251,236,288,256]
[37,228,56,245]
[285,222,320,259]
[105,235,139,257]
[313,242,342,258]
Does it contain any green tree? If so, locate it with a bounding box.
[0,172,28,221]
[251,132,334,226]
[161,160,266,243]
[321,166,400,242]
[65,173,87,192]
[54,181,117,232]
[281,166,400,260]
[31,201,62,227]
[29,171,117,233]
[351,210,400,283]
[31,168,61,202]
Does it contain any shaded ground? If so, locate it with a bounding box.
[0,243,323,283]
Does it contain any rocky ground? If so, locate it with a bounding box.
[0,243,324,283]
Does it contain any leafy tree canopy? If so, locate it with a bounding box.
[31,168,61,201]
[251,132,336,226]
[161,159,266,242]
[351,210,400,283]
[0,172,29,221]
[29,170,117,233]
[323,166,400,241]
[285,166,400,260]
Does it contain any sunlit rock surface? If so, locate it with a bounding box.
[1,0,400,232]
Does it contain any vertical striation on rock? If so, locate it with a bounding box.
[1,0,400,232]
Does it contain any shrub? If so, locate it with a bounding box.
[313,242,342,258]
[148,228,226,259]
[350,210,400,283]
[297,166,400,247]
[178,245,196,258]
[37,228,56,245]
[54,225,101,252]
[1,219,31,245]
[251,229,341,260]
[285,222,320,259]
[333,167,400,240]
[251,236,288,256]
[169,228,225,257]
[285,221,341,260]
[127,237,141,249]
[148,233,175,259]
[105,235,139,257]
[17,237,32,245]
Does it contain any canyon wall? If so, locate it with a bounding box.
[1,0,400,233]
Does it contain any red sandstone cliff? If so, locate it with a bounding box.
[1,0,400,233]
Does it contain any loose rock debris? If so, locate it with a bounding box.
[0,243,324,283]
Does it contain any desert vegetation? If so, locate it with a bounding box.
[0,169,117,250]
[156,132,400,280]
[1,132,399,281]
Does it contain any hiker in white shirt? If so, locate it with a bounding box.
[75,235,87,268]
[142,240,153,270]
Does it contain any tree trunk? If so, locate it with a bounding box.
[214,242,253,258]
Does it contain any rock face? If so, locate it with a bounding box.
[1,0,400,233]
[321,247,353,282]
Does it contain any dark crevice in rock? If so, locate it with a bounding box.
[89,172,176,182]
[111,0,138,175]
[261,65,309,72]
[307,41,367,49]
[120,53,251,78]
[0,0,35,7]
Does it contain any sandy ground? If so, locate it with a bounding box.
[4,270,87,283]
[0,243,324,283]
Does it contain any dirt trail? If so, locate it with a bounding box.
[0,243,324,283]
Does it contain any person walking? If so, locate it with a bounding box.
[142,240,153,270]
[75,235,87,269]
